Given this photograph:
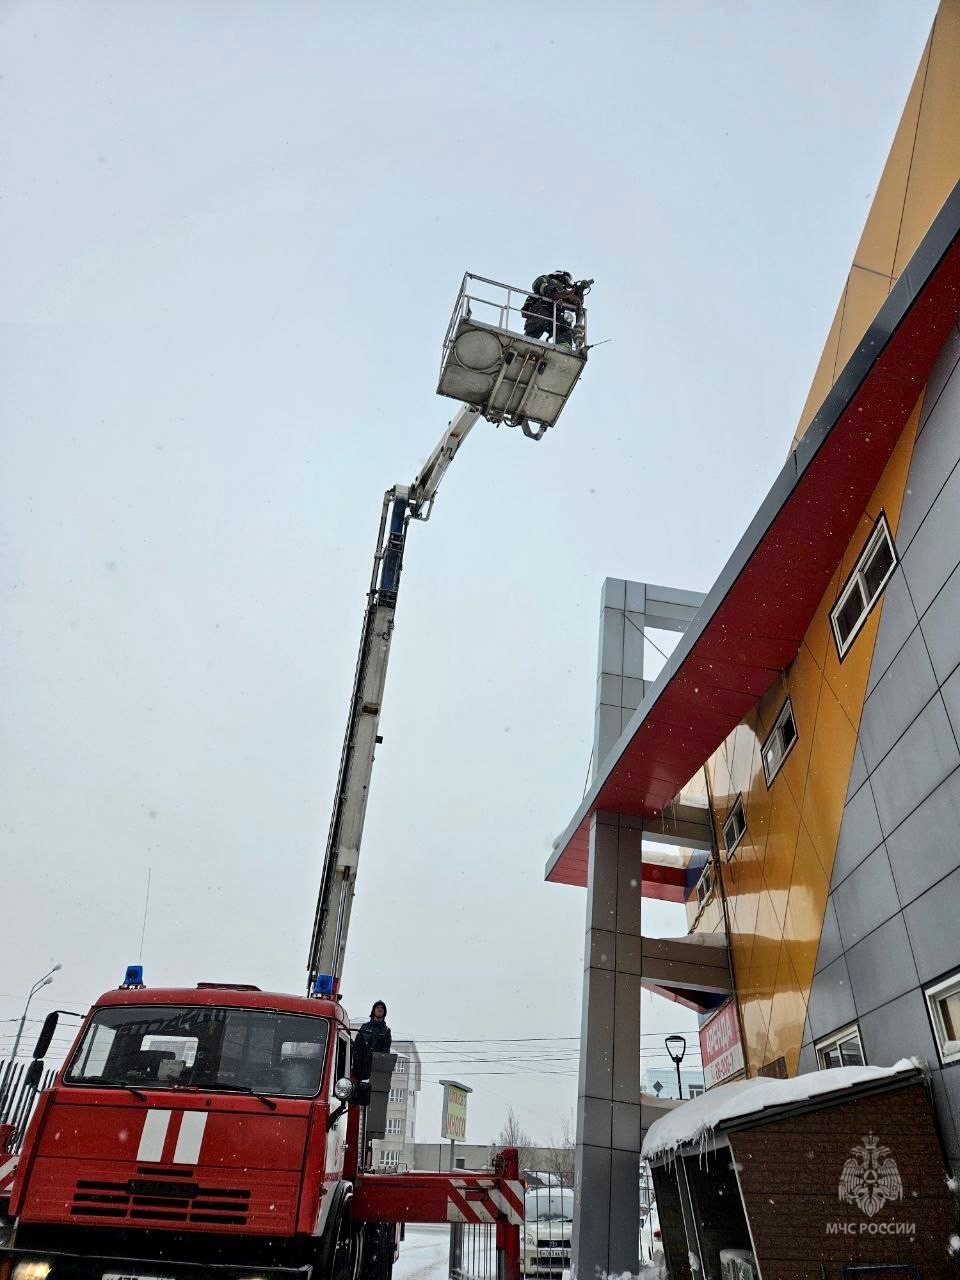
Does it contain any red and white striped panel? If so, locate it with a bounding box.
[0,1154,19,1196]
[446,1178,524,1226]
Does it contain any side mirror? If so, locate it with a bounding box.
[25,1059,44,1091]
[33,1011,59,1059]
[333,1078,355,1102]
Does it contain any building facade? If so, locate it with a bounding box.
[545,5,960,1277]
[639,1066,704,1101]
[363,1038,421,1171]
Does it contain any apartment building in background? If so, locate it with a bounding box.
[365,1037,421,1171]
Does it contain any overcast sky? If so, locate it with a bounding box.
[0,1,938,1144]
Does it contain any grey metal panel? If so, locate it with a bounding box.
[611,1099,642,1152]
[806,954,857,1043]
[832,780,884,884]
[865,569,919,696]
[833,845,901,949]
[601,578,626,611]
[858,988,938,1067]
[903,864,960,983]
[899,458,960,617]
[846,740,868,802]
[859,627,938,772]
[940,662,960,747]
[608,1149,642,1273]
[815,897,843,974]
[598,607,625,678]
[935,1067,960,1159]
[579,1095,613,1148]
[919,560,960,684]
[797,1042,818,1075]
[900,329,960,545]
[845,914,920,1016]
[918,319,960,436]
[885,766,960,906]
[870,695,960,836]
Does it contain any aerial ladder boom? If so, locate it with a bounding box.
[306,405,481,991]
[307,270,591,993]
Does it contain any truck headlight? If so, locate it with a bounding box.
[13,1262,52,1280]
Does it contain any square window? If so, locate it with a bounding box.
[835,586,866,646]
[831,516,897,657]
[762,698,798,786]
[723,797,746,857]
[815,1024,864,1070]
[925,973,960,1065]
[863,534,894,598]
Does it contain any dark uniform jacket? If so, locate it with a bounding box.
[353,1013,392,1080]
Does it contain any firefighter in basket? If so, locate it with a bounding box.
[521,270,593,349]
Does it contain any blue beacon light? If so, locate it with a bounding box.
[311,974,335,998]
[121,964,145,989]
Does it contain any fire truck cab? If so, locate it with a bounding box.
[0,975,523,1280]
[2,978,366,1280]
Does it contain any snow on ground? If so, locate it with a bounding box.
[394,1224,451,1280]
[393,1225,666,1280]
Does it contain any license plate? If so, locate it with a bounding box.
[543,1249,567,1257]
[104,1272,177,1280]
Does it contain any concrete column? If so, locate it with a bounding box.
[572,810,643,1279]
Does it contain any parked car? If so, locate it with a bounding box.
[521,1187,574,1276]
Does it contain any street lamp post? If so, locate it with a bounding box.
[0,964,61,1108]
[664,1034,687,1101]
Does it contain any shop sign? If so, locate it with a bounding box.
[699,1000,744,1088]
[440,1078,471,1140]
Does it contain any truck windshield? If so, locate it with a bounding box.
[66,1004,329,1098]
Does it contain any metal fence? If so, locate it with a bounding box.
[449,1222,498,1280]
[0,1059,56,1152]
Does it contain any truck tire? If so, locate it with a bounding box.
[319,1186,362,1280]
[360,1221,396,1280]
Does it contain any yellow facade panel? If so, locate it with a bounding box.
[783,823,830,1001]
[747,888,782,1014]
[740,994,771,1075]
[834,267,896,375]
[775,644,823,807]
[894,2,960,278]
[852,31,931,280]
[708,392,924,1077]
[799,682,858,880]
[760,779,802,937]
[765,949,807,1076]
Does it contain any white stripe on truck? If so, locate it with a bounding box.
[136,1109,171,1161]
[173,1112,207,1164]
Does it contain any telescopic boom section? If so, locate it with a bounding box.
[307,405,481,991]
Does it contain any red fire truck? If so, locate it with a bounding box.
[0,978,523,1280]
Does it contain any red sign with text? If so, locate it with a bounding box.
[699,1000,744,1089]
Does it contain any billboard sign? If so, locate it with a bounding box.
[439,1078,471,1141]
[699,1000,744,1089]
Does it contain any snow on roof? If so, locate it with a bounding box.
[642,1058,923,1161]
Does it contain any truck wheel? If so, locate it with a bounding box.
[321,1193,362,1280]
[360,1221,396,1280]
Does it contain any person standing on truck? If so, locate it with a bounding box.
[353,1000,392,1080]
